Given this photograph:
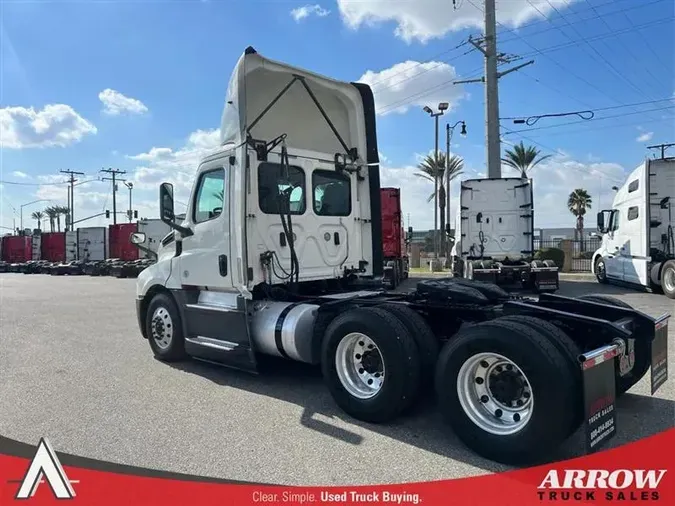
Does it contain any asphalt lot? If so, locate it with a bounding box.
[0,273,673,485]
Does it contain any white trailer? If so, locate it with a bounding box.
[65,231,78,262]
[77,227,109,262]
[450,177,559,292]
[592,157,675,298]
[31,233,41,260]
[129,46,669,467]
[137,219,172,258]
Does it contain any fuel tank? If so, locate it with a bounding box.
[249,300,320,364]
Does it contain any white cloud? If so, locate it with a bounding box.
[0,104,97,149]
[358,61,465,116]
[636,131,653,143]
[337,0,579,43]
[126,128,221,203]
[291,4,330,22]
[11,171,30,178]
[98,89,148,116]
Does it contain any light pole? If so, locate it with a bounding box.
[445,120,468,247]
[123,181,134,222]
[20,199,50,232]
[423,102,449,258]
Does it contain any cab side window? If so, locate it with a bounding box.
[313,170,351,216]
[258,162,306,215]
[193,168,226,223]
[610,211,620,231]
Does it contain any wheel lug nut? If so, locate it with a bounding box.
[480,395,489,403]
[355,353,361,359]
[513,413,521,422]
[495,409,503,418]
[368,344,374,349]
[374,373,380,378]
[367,379,373,385]
[506,364,513,371]
[359,368,364,374]
[516,399,523,406]
[524,392,530,398]
[358,341,364,346]
[495,365,502,373]
[475,377,484,385]
[480,360,489,368]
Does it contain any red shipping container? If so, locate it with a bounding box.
[109,223,139,261]
[1,236,32,263]
[40,232,66,262]
[380,188,403,259]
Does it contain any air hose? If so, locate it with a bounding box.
[277,140,300,289]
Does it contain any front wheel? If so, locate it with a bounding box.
[146,292,187,362]
[661,260,675,299]
[594,257,608,284]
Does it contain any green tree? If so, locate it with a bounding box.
[31,211,44,230]
[44,206,58,232]
[501,141,552,178]
[567,188,593,242]
[415,153,464,257]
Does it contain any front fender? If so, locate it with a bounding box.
[591,249,603,275]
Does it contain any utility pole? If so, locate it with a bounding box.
[647,143,675,159]
[60,170,85,230]
[454,0,534,179]
[100,168,127,225]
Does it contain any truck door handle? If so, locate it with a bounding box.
[334,232,340,245]
[218,255,228,277]
[279,233,286,247]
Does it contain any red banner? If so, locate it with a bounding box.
[1,428,673,505]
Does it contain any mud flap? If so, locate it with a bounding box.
[651,316,669,395]
[581,346,617,453]
[531,267,559,292]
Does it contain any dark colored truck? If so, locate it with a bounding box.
[381,188,409,288]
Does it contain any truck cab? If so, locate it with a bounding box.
[133,46,383,372]
[450,177,559,292]
[592,157,675,298]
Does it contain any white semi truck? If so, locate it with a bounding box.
[130,46,670,466]
[450,177,559,292]
[592,157,675,298]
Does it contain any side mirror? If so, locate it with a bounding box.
[597,210,612,234]
[130,232,147,245]
[596,211,604,231]
[160,183,175,222]
[159,182,193,237]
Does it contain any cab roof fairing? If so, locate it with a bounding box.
[219,47,369,166]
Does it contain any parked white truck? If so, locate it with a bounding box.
[592,157,675,299]
[130,46,669,466]
[450,177,559,292]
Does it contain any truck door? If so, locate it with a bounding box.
[177,159,257,372]
[604,210,623,279]
[179,163,232,290]
[621,167,650,286]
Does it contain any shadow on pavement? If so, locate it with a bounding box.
[165,353,674,476]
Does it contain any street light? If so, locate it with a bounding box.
[20,199,50,232]
[123,181,134,222]
[445,120,468,253]
[423,102,449,259]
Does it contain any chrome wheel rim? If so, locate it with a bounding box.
[596,259,605,280]
[457,352,533,435]
[151,307,173,349]
[664,267,675,293]
[335,333,385,399]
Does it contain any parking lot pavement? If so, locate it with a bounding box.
[0,274,672,486]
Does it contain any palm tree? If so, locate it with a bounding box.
[56,205,69,232]
[415,152,465,258]
[31,211,44,230]
[567,189,593,243]
[501,141,552,178]
[45,207,57,232]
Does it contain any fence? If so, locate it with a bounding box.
[535,238,601,272]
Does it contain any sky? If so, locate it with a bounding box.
[1,0,674,235]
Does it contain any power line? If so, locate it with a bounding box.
[500,97,674,120]
[100,168,126,225]
[60,170,86,230]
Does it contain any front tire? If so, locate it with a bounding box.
[321,307,421,423]
[146,292,187,362]
[661,260,675,299]
[594,256,608,284]
[435,318,579,465]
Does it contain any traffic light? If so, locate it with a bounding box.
[106,210,110,219]
[134,210,138,219]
